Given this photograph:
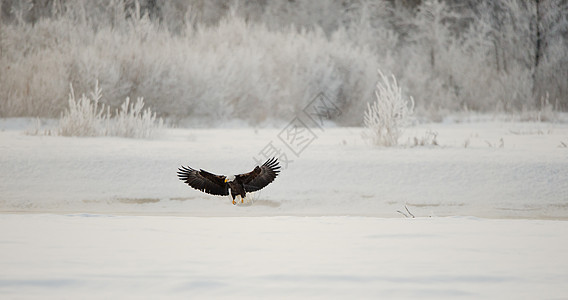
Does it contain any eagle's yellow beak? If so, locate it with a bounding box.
[224,178,228,183]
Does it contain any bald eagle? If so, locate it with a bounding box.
[177,157,280,205]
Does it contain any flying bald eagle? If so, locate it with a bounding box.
[177,157,280,205]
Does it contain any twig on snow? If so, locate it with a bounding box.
[397,205,415,218]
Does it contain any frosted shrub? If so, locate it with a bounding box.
[58,83,108,137]
[0,4,377,125]
[110,97,164,139]
[363,70,414,147]
[57,81,163,138]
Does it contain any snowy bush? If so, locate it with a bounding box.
[57,81,163,138]
[58,82,108,137]
[409,130,439,148]
[363,70,414,147]
[109,96,164,139]
[0,4,377,125]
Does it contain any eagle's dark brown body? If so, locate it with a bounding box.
[227,179,246,201]
[177,158,280,205]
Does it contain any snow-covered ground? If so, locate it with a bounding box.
[1,119,568,298]
[1,119,567,218]
[1,214,567,299]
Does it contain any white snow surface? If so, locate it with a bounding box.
[1,119,568,299]
[1,214,568,299]
[1,119,567,218]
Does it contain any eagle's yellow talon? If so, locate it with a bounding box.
[232,200,236,205]
[241,198,244,203]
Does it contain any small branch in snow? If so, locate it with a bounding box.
[405,205,415,218]
[396,210,408,218]
[397,205,415,218]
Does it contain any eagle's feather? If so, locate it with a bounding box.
[237,157,280,192]
[177,166,229,196]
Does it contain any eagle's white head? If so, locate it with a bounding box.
[225,175,236,183]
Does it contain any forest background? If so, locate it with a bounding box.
[1,0,567,125]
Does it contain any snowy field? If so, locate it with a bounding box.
[1,119,568,298]
[1,214,567,299]
[1,118,567,218]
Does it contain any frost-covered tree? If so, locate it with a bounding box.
[363,70,414,147]
[1,0,567,123]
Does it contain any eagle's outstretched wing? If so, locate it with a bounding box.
[237,157,281,192]
[177,166,229,196]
